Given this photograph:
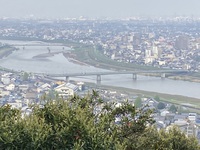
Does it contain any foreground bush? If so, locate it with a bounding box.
[0,91,199,150]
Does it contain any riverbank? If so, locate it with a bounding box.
[0,46,15,59]
[0,40,199,105]
[168,75,200,83]
[71,45,158,71]
[62,52,89,66]
[85,82,200,112]
[69,44,200,83]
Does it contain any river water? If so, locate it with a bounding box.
[0,40,200,99]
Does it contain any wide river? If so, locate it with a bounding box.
[0,40,200,99]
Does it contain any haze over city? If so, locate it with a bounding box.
[1,0,200,19]
[1,1,200,149]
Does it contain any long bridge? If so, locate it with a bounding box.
[45,70,188,83]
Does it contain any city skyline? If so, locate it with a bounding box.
[0,0,200,19]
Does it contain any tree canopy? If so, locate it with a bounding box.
[154,95,160,101]
[169,104,178,113]
[0,91,199,150]
[134,97,142,108]
[157,102,166,110]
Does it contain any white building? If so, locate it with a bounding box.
[37,83,51,93]
[188,113,197,122]
[5,84,15,91]
[54,83,78,97]
[1,76,10,85]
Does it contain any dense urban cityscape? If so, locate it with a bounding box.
[1,17,200,148]
[1,18,200,71]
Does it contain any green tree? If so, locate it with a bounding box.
[0,92,199,150]
[22,72,29,81]
[157,126,200,150]
[134,97,142,108]
[169,104,178,113]
[157,102,166,110]
[154,95,160,101]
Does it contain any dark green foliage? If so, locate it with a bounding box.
[169,104,178,113]
[134,97,142,108]
[22,72,29,81]
[154,95,160,101]
[157,102,166,110]
[157,127,200,150]
[0,93,199,150]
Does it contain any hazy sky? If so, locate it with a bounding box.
[1,0,200,18]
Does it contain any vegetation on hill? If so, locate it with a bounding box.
[0,91,199,150]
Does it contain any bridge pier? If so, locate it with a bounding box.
[66,76,69,83]
[96,75,101,84]
[161,73,165,79]
[132,73,137,80]
[46,70,186,83]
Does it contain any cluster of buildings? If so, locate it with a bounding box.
[109,95,200,140]
[1,18,200,140]
[0,18,200,71]
[92,89,200,140]
[0,69,200,140]
[143,98,200,139]
[0,71,84,112]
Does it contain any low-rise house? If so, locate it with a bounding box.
[25,91,37,100]
[0,90,10,97]
[0,83,5,88]
[37,83,51,93]
[54,83,78,97]
[18,84,29,92]
[160,110,170,117]
[5,83,15,91]
[173,119,188,126]
[177,123,200,138]
[174,114,188,121]
[76,81,85,91]
[1,76,10,85]
[143,98,158,109]
[154,116,166,128]
[188,113,197,122]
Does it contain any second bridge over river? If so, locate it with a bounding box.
[46,70,188,83]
